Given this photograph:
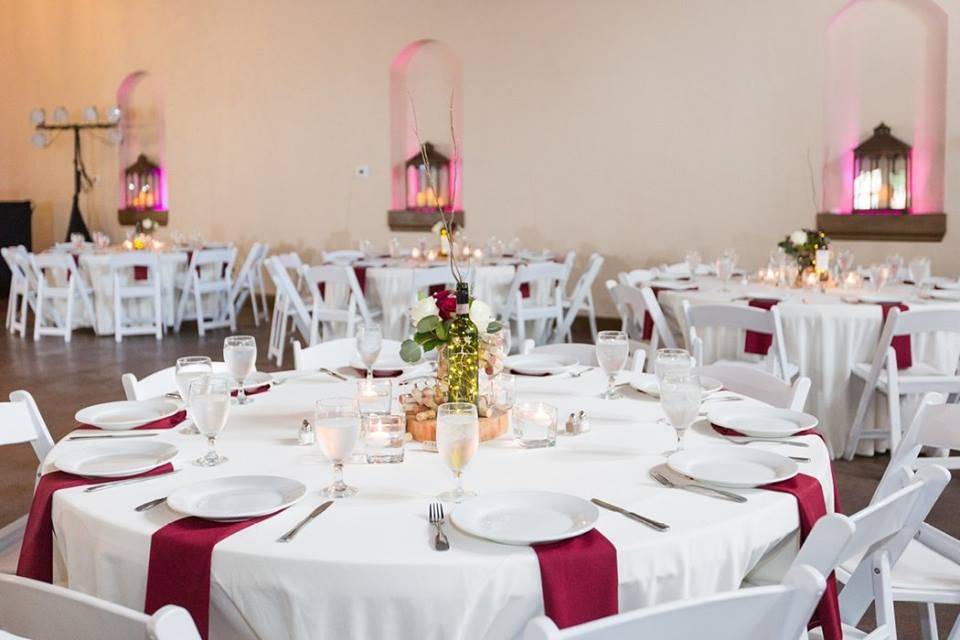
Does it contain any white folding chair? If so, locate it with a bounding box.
[322,250,364,264]
[231,242,269,325]
[409,266,460,309]
[559,253,604,342]
[29,252,96,342]
[300,265,378,345]
[1,246,34,338]
[696,362,811,412]
[254,243,270,323]
[501,262,566,347]
[617,268,658,287]
[682,300,797,382]
[521,339,646,373]
[265,256,312,367]
[606,283,677,372]
[843,307,960,460]
[866,393,960,639]
[524,564,827,640]
[292,338,403,372]
[555,250,576,300]
[108,252,163,342]
[174,246,237,336]
[121,364,228,400]
[0,391,54,574]
[0,573,201,639]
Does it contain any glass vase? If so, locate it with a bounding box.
[437,341,479,405]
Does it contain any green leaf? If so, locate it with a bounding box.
[422,338,442,352]
[435,322,447,340]
[413,332,434,345]
[400,339,423,363]
[417,316,441,333]
[486,320,503,333]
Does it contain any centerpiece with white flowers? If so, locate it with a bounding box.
[778,228,830,272]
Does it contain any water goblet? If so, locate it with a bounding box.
[836,249,855,274]
[316,398,361,498]
[908,257,931,286]
[596,330,629,399]
[189,375,231,467]
[654,348,693,383]
[436,402,480,503]
[869,264,890,292]
[224,335,257,404]
[886,254,904,280]
[356,323,383,379]
[660,372,702,453]
[175,356,213,434]
[685,250,701,279]
[716,257,736,291]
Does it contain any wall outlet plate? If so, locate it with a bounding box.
[355,165,369,177]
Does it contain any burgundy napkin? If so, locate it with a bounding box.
[520,283,531,299]
[76,409,188,431]
[230,384,271,398]
[351,368,403,378]
[878,303,912,369]
[17,464,175,583]
[134,265,149,281]
[532,529,618,628]
[762,474,842,640]
[743,298,779,355]
[145,512,281,639]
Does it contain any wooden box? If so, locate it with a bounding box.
[406,408,508,442]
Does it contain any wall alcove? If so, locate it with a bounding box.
[818,0,947,241]
[116,71,168,226]
[387,40,464,231]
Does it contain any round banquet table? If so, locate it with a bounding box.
[656,277,960,457]
[45,369,833,640]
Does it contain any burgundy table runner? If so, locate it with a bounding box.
[134,266,149,281]
[743,298,779,355]
[17,464,175,583]
[532,528,618,628]
[145,512,281,639]
[77,410,187,431]
[878,302,912,369]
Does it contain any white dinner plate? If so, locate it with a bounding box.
[451,491,599,545]
[648,280,699,290]
[922,289,960,301]
[934,281,960,291]
[166,475,307,521]
[707,405,818,438]
[349,354,408,376]
[243,371,274,390]
[629,373,723,398]
[742,291,790,301]
[75,399,182,431]
[55,440,178,478]
[504,354,578,376]
[654,271,691,282]
[858,294,904,304]
[667,447,798,488]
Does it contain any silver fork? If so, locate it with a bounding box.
[651,471,747,503]
[568,367,592,378]
[428,502,449,551]
[724,437,809,448]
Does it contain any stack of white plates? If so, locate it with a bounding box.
[451,491,598,545]
[75,399,182,431]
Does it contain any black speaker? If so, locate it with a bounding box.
[0,201,33,297]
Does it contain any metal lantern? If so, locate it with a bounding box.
[405,142,451,211]
[123,154,164,212]
[853,122,911,213]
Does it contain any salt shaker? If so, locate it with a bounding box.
[298,419,315,446]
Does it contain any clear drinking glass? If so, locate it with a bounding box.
[660,372,702,453]
[886,254,905,281]
[908,257,931,286]
[654,348,693,383]
[356,378,392,415]
[315,398,361,498]
[356,323,383,379]
[836,249,855,273]
[716,257,736,291]
[436,402,480,503]
[869,264,891,292]
[189,375,231,467]
[223,335,257,405]
[684,250,701,279]
[362,413,405,464]
[175,356,213,435]
[513,401,558,448]
[596,330,629,399]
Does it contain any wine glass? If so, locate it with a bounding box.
[596,330,629,399]
[175,356,213,434]
[189,375,231,467]
[654,348,693,383]
[716,256,736,291]
[660,372,702,453]
[869,264,890,292]
[836,249,855,274]
[356,323,383,379]
[908,257,931,286]
[684,250,701,279]
[886,254,905,281]
[436,402,480,503]
[223,335,257,404]
[315,398,361,498]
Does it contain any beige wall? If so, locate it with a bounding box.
[1,0,958,316]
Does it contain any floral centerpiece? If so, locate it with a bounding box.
[777,228,829,271]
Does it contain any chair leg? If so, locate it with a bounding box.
[228,290,237,332]
[114,288,123,343]
[919,602,939,640]
[64,288,74,343]
[154,286,163,340]
[19,293,29,338]
[886,375,902,454]
[194,283,206,337]
[587,292,598,342]
[945,609,960,640]
[844,376,878,461]
[249,279,260,327]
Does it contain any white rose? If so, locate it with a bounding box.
[469,299,492,331]
[789,230,807,247]
[411,296,439,325]
[141,217,154,230]
[431,221,444,234]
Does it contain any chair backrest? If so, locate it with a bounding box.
[0,573,201,640]
[9,248,38,288]
[189,246,236,276]
[682,300,789,380]
[122,363,229,400]
[233,242,265,286]
[410,266,459,303]
[272,251,303,271]
[322,249,364,264]
[1,246,27,283]
[265,256,311,339]
[865,306,960,373]
[4,391,54,462]
[878,392,960,484]
[502,262,566,318]
[292,338,403,371]
[639,286,677,349]
[523,564,827,640]
[301,264,372,319]
[30,252,80,287]
[108,251,160,285]
[617,268,658,287]
[695,362,810,411]
[558,254,604,337]
[556,250,576,294]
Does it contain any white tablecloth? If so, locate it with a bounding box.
[44,369,832,639]
[657,278,960,457]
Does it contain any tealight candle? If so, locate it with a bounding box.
[473,248,483,260]
[803,270,819,289]
[426,249,438,261]
[362,413,405,464]
[411,247,421,259]
[356,379,392,415]
[513,401,558,449]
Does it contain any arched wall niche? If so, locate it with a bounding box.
[117,71,167,223]
[389,40,463,230]
[822,0,947,216]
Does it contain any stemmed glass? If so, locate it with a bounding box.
[189,375,231,467]
[716,256,736,291]
[684,250,701,280]
[908,257,931,286]
[836,249,855,274]
[869,264,891,292]
[356,323,383,379]
[596,330,629,399]
[436,402,480,503]
[175,356,213,434]
[654,348,693,383]
[886,254,905,282]
[224,335,257,404]
[660,372,702,453]
[315,398,361,498]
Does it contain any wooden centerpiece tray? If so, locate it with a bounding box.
[406,407,508,442]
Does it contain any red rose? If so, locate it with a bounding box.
[432,289,457,321]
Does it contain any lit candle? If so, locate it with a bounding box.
[426,249,438,261]
[415,191,427,208]
[803,270,818,289]
[815,249,830,276]
[411,247,421,259]
[473,248,483,260]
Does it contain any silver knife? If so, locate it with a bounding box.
[591,498,670,531]
[277,501,334,542]
[84,469,180,493]
[66,433,160,441]
[319,367,349,381]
